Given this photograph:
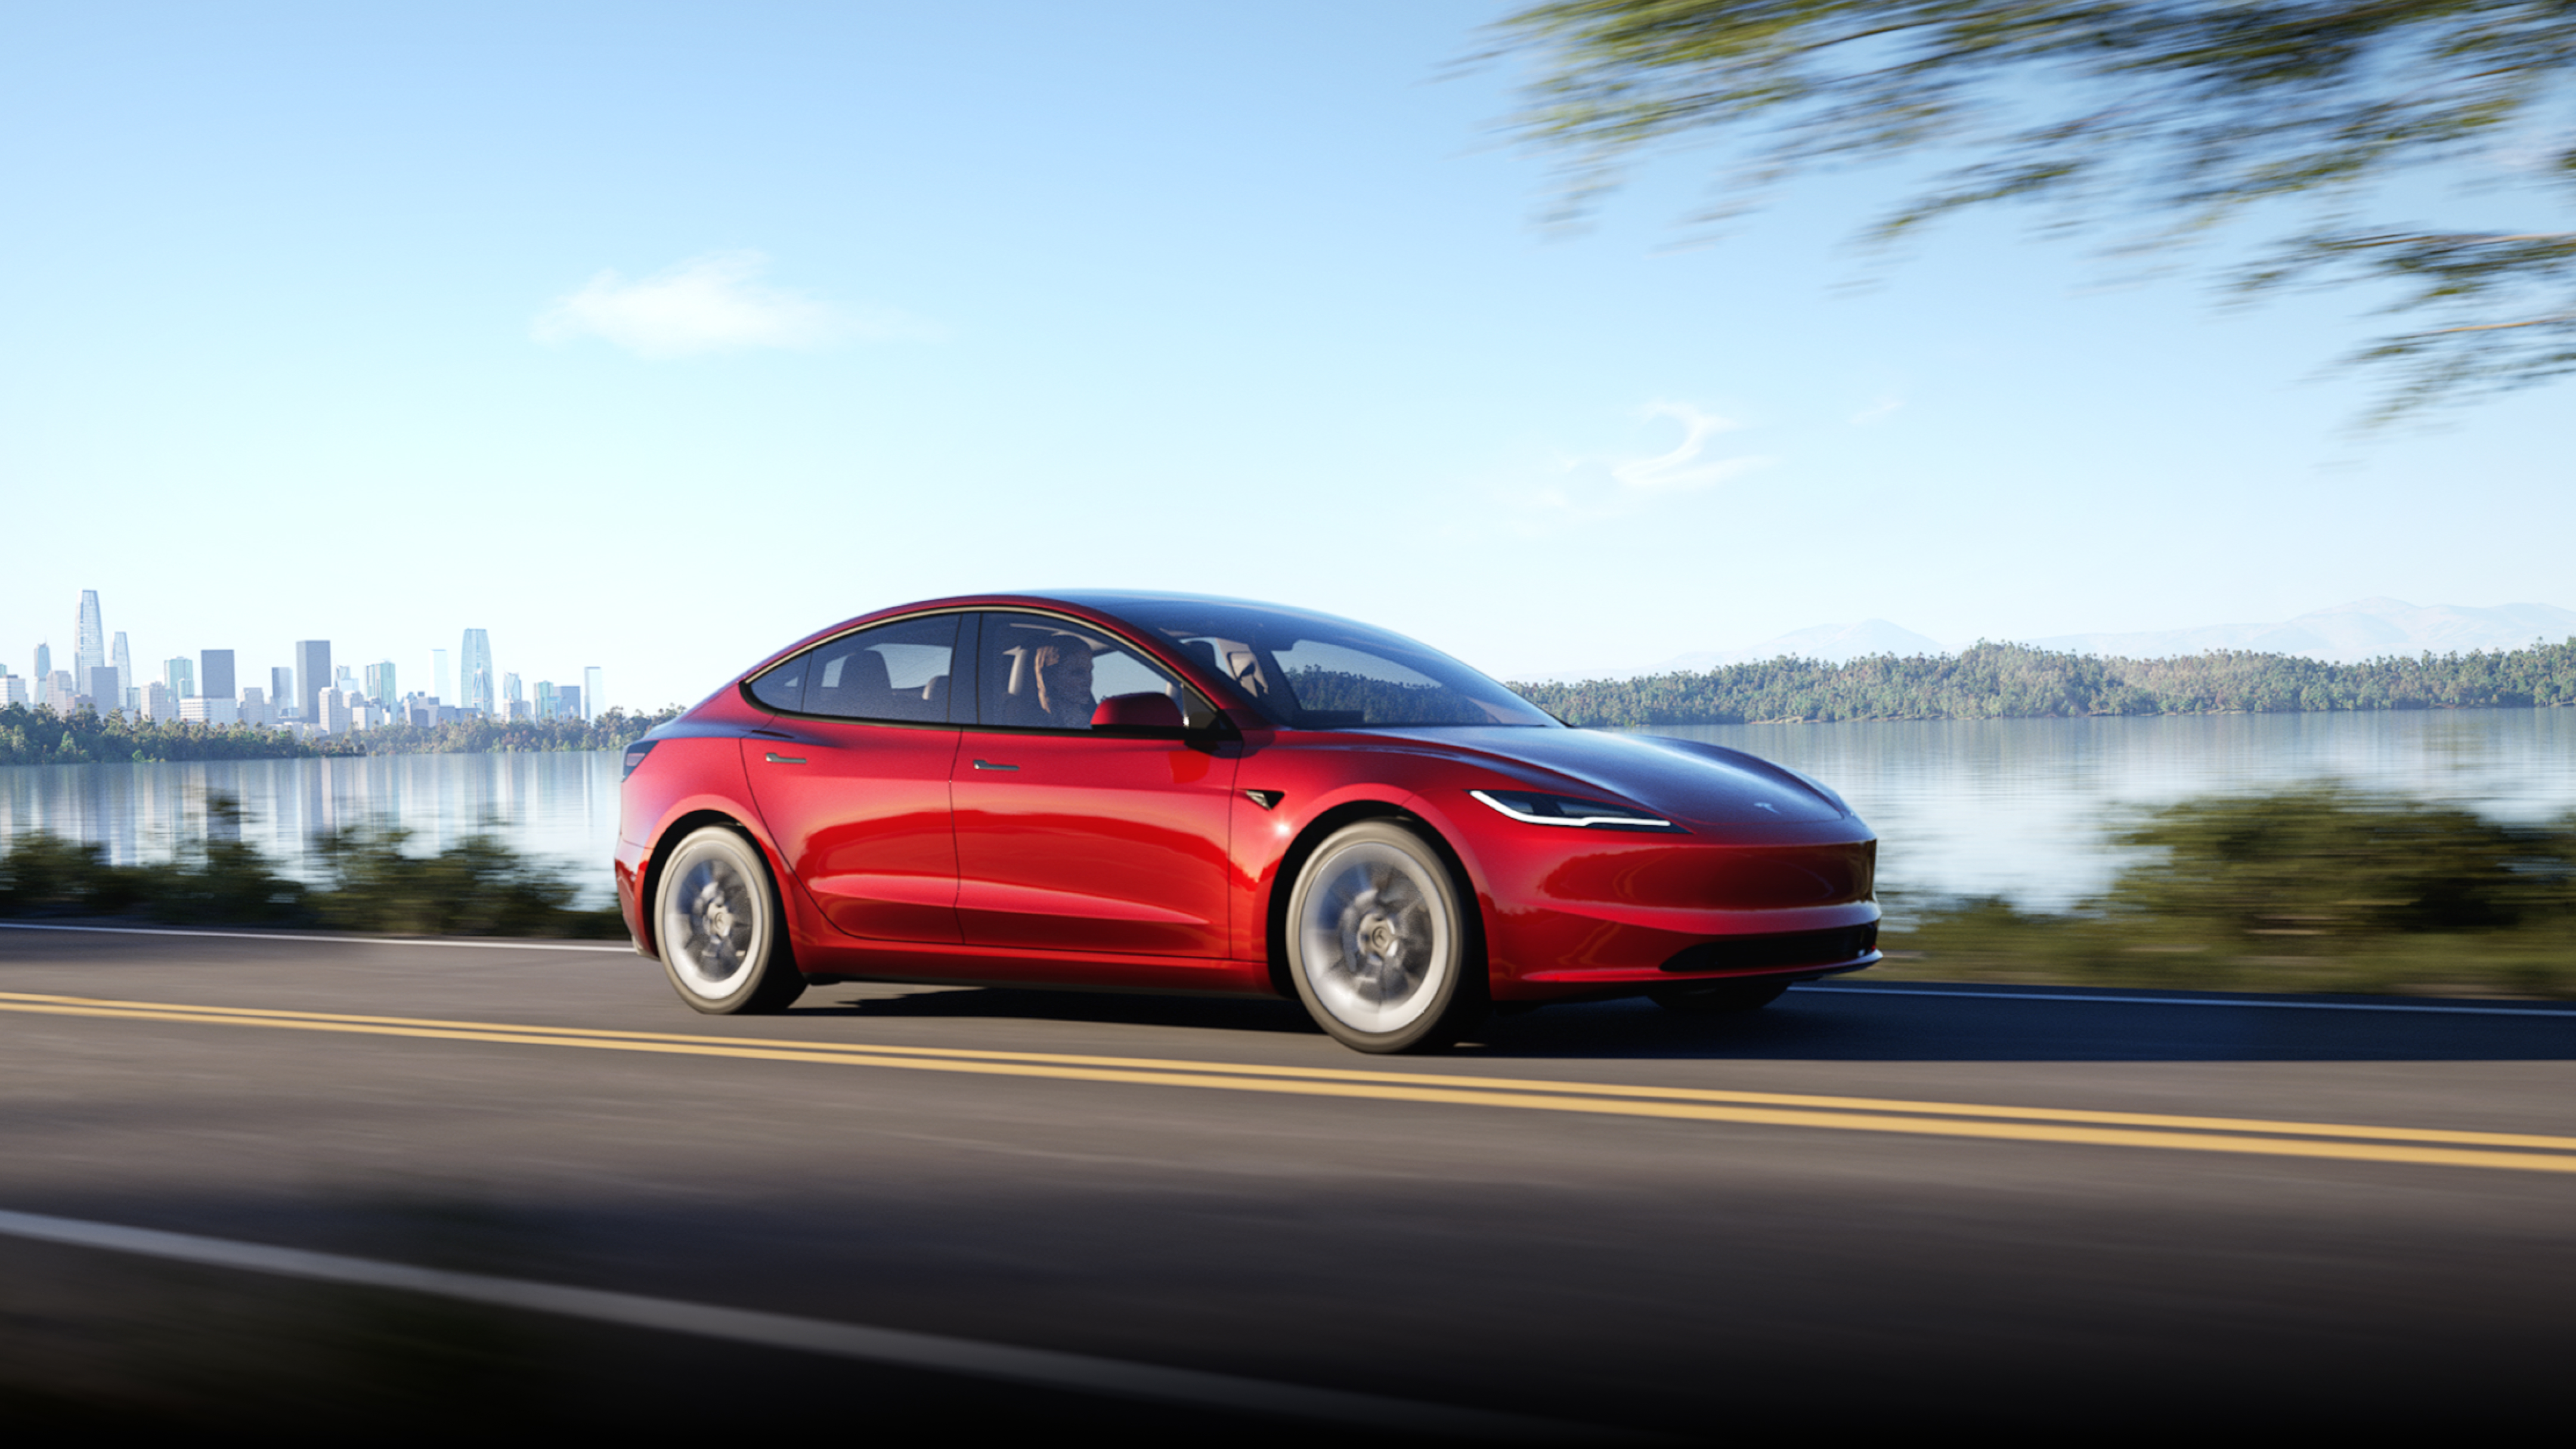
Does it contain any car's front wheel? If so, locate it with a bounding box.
[655,825,805,1015]
[1285,820,1480,1054]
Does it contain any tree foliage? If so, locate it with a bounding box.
[1490,1,2576,415]
[1510,634,2576,724]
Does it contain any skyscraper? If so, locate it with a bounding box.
[432,648,451,704]
[201,650,236,702]
[164,657,197,698]
[89,666,119,713]
[294,640,331,726]
[112,633,138,712]
[364,661,397,705]
[272,667,296,716]
[35,644,50,683]
[583,665,603,722]
[460,628,495,716]
[75,590,104,696]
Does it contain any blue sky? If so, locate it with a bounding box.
[4,2,2567,709]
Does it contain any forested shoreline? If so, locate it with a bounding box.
[15,637,2576,759]
[1510,639,2576,727]
[0,702,676,766]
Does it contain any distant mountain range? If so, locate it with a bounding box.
[1652,619,1949,671]
[1639,598,2576,673]
[2029,598,2576,664]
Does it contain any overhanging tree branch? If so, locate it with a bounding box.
[1486,1,2576,419]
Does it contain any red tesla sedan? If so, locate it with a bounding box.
[615,593,1879,1052]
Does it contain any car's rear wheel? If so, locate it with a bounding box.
[1651,979,1789,1014]
[655,825,804,1015]
[1285,821,1479,1054]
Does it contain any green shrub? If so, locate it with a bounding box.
[1884,788,2576,996]
[0,797,621,940]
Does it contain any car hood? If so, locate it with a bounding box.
[1351,726,1854,829]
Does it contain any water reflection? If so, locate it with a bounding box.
[0,753,622,904]
[3,713,2571,912]
[1640,708,2576,908]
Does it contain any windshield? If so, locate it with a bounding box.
[1082,596,1558,729]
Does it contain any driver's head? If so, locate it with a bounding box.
[1031,640,1095,721]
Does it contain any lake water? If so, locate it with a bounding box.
[1639,708,2576,908]
[0,751,625,903]
[1,709,2571,910]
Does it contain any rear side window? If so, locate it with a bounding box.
[805,615,962,723]
[747,652,810,713]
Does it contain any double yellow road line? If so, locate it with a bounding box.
[6,988,2574,1175]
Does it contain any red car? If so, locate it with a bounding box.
[615,593,1879,1052]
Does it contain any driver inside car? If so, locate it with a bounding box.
[1030,639,1097,728]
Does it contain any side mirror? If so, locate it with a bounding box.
[1091,692,1185,733]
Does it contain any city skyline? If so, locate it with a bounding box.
[5,587,605,732]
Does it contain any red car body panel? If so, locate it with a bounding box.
[618,592,1881,1008]
[951,727,1238,958]
[743,720,964,943]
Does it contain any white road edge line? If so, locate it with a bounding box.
[0,1207,1612,1441]
[1798,984,2576,1019]
[0,921,634,953]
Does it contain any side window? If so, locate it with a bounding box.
[804,615,962,723]
[974,612,1214,731]
[746,651,811,714]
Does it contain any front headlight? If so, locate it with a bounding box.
[1468,789,1679,832]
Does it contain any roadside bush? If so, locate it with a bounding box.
[1882,788,2576,996]
[0,797,620,940]
[311,826,620,939]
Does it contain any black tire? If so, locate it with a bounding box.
[1650,979,1789,1014]
[1284,820,1481,1054]
[653,825,805,1015]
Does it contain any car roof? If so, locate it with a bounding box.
[730,591,1253,693]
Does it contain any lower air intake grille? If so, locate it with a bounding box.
[1659,923,1879,974]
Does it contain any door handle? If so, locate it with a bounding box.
[764,752,807,764]
[971,758,1018,771]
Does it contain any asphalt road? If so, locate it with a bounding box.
[2,922,2572,1436]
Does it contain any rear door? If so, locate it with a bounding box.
[742,614,967,943]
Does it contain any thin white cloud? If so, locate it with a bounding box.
[1611,401,1757,493]
[532,252,937,360]
[1849,393,1906,426]
[1484,400,1769,537]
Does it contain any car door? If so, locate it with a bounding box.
[742,614,966,943]
[949,610,1238,957]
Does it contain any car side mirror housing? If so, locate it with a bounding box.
[1091,692,1185,734]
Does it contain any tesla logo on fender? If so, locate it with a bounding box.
[1243,790,1284,810]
